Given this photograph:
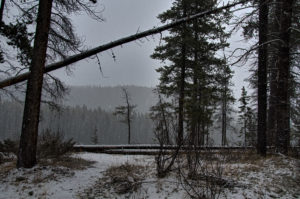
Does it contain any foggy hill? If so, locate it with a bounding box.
[64,85,157,113]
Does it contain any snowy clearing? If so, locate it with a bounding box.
[0,152,299,199]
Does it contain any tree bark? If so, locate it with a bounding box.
[275,0,293,154]
[17,0,53,168]
[177,42,186,146]
[177,0,187,146]
[222,90,227,146]
[268,64,277,146]
[0,0,5,23]
[125,90,131,145]
[257,0,269,156]
[267,0,281,147]
[221,64,228,146]
[158,94,170,144]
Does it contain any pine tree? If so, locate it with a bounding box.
[215,60,235,146]
[17,0,53,168]
[238,87,256,146]
[151,0,189,145]
[13,0,101,168]
[90,127,98,145]
[152,0,230,146]
[242,0,299,152]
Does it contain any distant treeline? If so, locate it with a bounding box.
[0,101,155,144]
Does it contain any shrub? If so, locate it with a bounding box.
[37,129,75,159]
[0,139,18,163]
[179,151,233,199]
[104,163,146,194]
[0,139,18,155]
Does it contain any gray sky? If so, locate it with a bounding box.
[52,0,174,87]
[51,0,251,99]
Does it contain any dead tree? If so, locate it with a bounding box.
[113,88,136,145]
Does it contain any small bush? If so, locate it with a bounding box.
[37,129,75,159]
[0,139,18,164]
[39,156,95,170]
[179,151,232,199]
[104,163,146,194]
[0,139,18,155]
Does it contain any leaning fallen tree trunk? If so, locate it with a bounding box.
[0,0,248,89]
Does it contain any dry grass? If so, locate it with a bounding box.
[0,155,96,187]
[39,156,95,170]
[79,163,149,198]
[104,163,147,194]
[221,151,300,198]
[0,160,16,180]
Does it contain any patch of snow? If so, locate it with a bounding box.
[0,153,299,199]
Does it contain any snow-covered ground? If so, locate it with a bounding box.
[0,152,299,199]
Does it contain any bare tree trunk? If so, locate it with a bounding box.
[178,55,186,145]
[221,81,228,146]
[268,66,277,146]
[0,0,5,23]
[257,0,269,156]
[244,121,247,146]
[127,102,131,145]
[17,0,53,168]
[267,0,281,147]
[206,126,209,146]
[188,17,200,174]
[158,94,170,144]
[275,0,293,154]
[177,0,187,146]
[190,55,198,147]
[200,124,205,146]
[123,88,131,145]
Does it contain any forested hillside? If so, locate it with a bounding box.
[0,100,155,144]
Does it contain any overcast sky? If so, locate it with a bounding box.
[51,0,252,98]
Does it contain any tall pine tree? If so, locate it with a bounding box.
[152,0,230,146]
[215,58,235,146]
[238,86,256,146]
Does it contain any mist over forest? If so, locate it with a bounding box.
[64,85,157,113]
[0,85,246,145]
[0,86,156,144]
